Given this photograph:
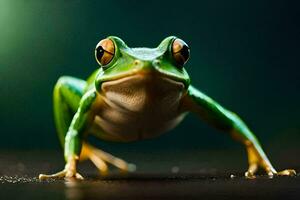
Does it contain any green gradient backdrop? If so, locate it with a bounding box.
[0,0,299,151]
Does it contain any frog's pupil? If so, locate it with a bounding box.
[96,46,104,60]
[180,45,190,61]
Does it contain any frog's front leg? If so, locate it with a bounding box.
[39,77,134,180]
[183,85,296,178]
[39,89,97,180]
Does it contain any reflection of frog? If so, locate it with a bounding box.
[39,36,296,179]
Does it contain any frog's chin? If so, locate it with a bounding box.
[100,73,185,113]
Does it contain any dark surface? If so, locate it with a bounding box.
[1,174,300,200]
[0,150,299,200]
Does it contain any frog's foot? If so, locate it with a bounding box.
[245,166,296,179]
[39,169,84,180]
[245,143,296,179]
[39,156,83,180]
[81,143,136,175]
[244,163,259,179]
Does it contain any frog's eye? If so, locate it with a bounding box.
[95,38,115,66]
[172,38,190,67]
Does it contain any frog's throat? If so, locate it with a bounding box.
[93,72,186,141]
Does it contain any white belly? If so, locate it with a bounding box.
[91,73,187,142]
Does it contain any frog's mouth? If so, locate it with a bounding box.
[101,72,185,94]
[97,67,189,91]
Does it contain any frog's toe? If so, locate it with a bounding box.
[65,172,84,180]
[39,170,67,180]
[92,149,136,173]
[89,153,109,175]
[126,163,137,172]
[244,163,258,179]
[245,170,256,179]
[276,169,296,176]
[65,170,84,180]
[75,172,84,180]
[108,157,136,172]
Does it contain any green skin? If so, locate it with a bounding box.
[39,36,295,180]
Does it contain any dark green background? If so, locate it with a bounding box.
[0,0,299,152]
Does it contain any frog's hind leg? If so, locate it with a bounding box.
[53,77,108,168]
[80,143,136,175]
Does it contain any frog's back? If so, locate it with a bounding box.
[90,73,187,142]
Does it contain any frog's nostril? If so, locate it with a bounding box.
[134,60,141,66]
[153,59,160,66]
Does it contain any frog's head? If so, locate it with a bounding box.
[94,36,191,94]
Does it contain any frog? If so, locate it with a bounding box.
[39,36,296,180]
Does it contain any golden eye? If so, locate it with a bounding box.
[95,38,115,66]
[172,38,190,66]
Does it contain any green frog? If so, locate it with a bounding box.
[39,36,296,180]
